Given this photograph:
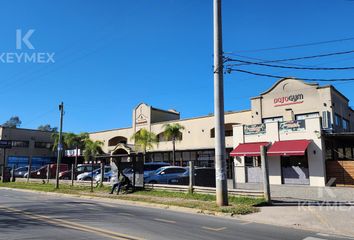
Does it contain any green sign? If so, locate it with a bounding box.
[279,120,306,133]
[244,124,266,135]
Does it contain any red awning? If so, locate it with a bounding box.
[230,142,270,157]
[267,140,311,156]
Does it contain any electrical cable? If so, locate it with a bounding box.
[226,37,354,53]
[228,68,354,82]
[226,59,354,70]
[225,49,354,66]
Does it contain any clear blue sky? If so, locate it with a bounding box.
[1,0,354,132]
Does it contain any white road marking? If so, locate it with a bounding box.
[154,218,176,224]
[118,213,134,217]
[302,237,327,240]
[202,226,227,232]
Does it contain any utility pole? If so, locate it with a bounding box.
[260,145,271,204]
[55,102,64,189]
[213,0,228,206]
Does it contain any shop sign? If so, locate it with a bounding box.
[244,124,266,135]
[279,120,306,133]
[274,93,304,107]
[0,140,12,149]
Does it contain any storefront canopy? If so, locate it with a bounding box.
[230,142,270,157]
[267,140,311,156]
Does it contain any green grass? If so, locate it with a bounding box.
[0,181,265,215]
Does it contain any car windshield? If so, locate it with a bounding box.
[15,167,28,171]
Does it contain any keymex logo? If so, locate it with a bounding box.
[0,29,55,64]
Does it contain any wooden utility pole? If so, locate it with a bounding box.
[55,102,64,189]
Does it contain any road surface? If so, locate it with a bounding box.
[0,188,351,240]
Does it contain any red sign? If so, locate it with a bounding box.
[274,94,304,107]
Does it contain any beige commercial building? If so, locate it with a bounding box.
[0,127,55,169]
[90,78,354,187]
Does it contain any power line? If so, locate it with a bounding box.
[226,59,354,70]
[228,68,354,82]
[226,37,354,53]
[225,49,354,66]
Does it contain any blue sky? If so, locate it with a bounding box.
[1,0,354,132]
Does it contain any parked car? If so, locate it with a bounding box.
[13,166,38,178]
[77,166,111,181]
[144,166,187,184]
[143,162,170,177]
[169,167,216,187]
[24,164,68,179]
[95,170,113,182]
[59,164,100,180]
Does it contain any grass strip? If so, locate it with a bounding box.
[0,181,265,215]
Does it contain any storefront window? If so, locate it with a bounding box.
[343,119,350,131]
[262,116,283,123]
[12,141,29,148]
[295,112,319,120]
[245,156,261,167]
[335,114,342,127]
[345,147,352,159]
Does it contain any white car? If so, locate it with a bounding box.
[77,166,111,181]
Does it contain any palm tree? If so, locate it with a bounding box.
[83,138,104,163]
[163,123,185,166]
[64,132,89,168]
[130,128,158,162]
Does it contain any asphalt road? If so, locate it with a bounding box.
[0,188,351,240]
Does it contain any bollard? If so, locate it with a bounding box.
[71,164,74,186]
[100,162,104,188]
[47,164,50,183]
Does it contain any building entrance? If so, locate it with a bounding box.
[281,155,309,185]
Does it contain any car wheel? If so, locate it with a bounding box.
[149,180,157,184]
[84,177,92,181]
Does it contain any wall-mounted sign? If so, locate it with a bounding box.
[135,106,148,125]
[274,93,304,107]
[244,124,266,135]
[0,140,12,149]
[279,120,306,133]
[65,149,81,157]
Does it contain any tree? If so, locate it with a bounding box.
[83,138,103,163]
[38,124,58,132]
[2,116,22,128]
[130,128,158,162]
[64,132,89,168]
[51,132,89,165]
[162,123,185,165]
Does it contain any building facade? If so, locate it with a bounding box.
[231,78,354,187]
[90,78,354,187]
[0,127,56,169]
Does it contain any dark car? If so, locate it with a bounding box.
[144,166,187,184]
[59,164,100,180]
[169,167,216,187]
[27,164,69,179]
[143,162,170,177]
[13,166,36,178]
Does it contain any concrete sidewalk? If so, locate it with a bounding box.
[238,204,354,238]
[229,180,354,202]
